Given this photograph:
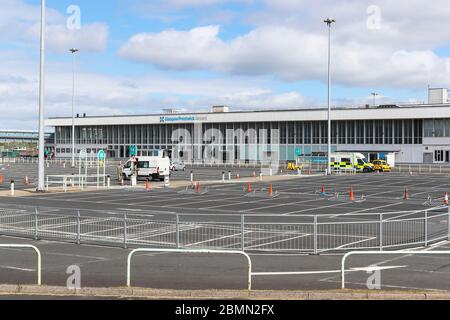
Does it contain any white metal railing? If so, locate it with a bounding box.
[394,164,450,174]
[0,244,41,285]
[126,248,252,290]
[0,207,448,254]
[45,174,107,192]
[341,250,450,289]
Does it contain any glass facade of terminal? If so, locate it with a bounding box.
[53,119,426,161]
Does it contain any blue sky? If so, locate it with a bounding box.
[2,0,450,129]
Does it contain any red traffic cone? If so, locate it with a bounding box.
[146,179,150,190]
[247,182,252,193]
[349,188,355,202]
[321,185,325,194]
[268,184,273,197]
[403,188,409,200]
[196,182,201,193]
[0,175,3,185]
[445,192,449,206]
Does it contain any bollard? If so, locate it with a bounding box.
[259,172,263,181]
[164,176,170,187]
[269,168,273,176]
[107,176,111,189]
[190,171,194,183]
[222,172,225,183]
[228,171,231,181]
[10,180,14,196]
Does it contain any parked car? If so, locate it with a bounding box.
[171,160,186,171]
[372,159,391,172]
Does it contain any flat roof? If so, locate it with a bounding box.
[46,103,450,127]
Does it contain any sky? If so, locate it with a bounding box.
[2,0,450,130]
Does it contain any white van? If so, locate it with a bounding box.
[121,156,171,181]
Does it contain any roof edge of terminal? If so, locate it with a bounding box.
[47,102,450,120]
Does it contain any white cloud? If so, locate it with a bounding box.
[0,49,307,130]
[119,23,450,88]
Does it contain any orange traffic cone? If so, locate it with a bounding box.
[445,192,449,206]
[247,182,252,193]
[349,188,355,202]
[0,175,4,185]
[146,179,150,190]
[268,184,273,197]
[403,188,409,200]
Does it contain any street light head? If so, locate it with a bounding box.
[69,48,79,53]
[324,18,336,25]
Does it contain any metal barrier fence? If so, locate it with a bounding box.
[393,164,450,174]
[0,244,42,285]
[0,206,448,254]
[127,248,252,289]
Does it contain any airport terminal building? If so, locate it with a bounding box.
[45,89,450,164]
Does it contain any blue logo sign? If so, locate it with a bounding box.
[159,116,206,123]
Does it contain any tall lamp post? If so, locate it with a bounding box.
[37,0,46,191]
[324,18,335,176]
[70,48,79,167]
[371,92,379,107]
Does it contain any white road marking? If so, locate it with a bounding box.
[0,265,35,272]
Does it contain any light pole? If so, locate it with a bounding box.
[324,18,335,176]
[371,92,379,107]
[70,48,79,167]
[37,0,46,191]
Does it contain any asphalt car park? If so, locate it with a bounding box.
[1,163,450,292]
